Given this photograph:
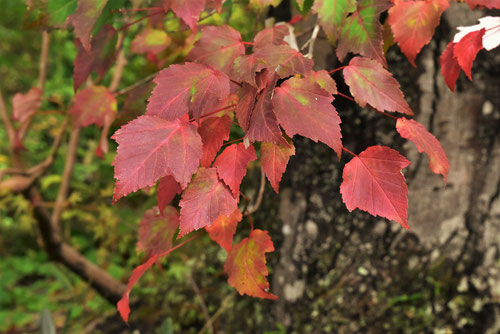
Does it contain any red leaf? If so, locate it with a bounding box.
[253,24,289,50]
[253,44,314,78]
[245,77,285,144]
[157,175,182,211]
[178,167,237,237]
[343,57,413,115]
[69,85,117,128]
[187,25,245,75]
[273,76,343,158]
[224,229,278,299]
[235,84,258,132]
[12,87,42,123]
[137,206,180,259]
[232,54,266,88]
[163,0,206,30]
[112,116,202,201]
[340,146,410,229]
[198,115,232,167]
[396,117,449,182]
[117,254,158,323]
[214,143,257,197]
[440,41,461,92]
[453,29,485,80]
[146,63,230,121]
[74,25,116,91]
[465,0,500,9]
[312,0,357,43]
[388,0,449,66]
[260,140,295,193]
[131,28,171,56]
[453,16,500,51]
[67,0,109,52]
[307,70,337,95]
[205,208,243,252]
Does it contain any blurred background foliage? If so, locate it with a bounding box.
[0,1,278,332]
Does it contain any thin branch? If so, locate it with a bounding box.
[198,294,234,334]
[0,91,15,148]
[245,166,266,216]
[51,127,80,236]
[187,274,213,334]
[336,92,399,120]
[301,23,320,59]
[38,31,50,91]
[109,43,127,92]
[115,72,157,96]
[342,147,357,157]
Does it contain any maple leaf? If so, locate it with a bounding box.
[245,76,285,144]
[67,0,109,52]
[146,63,230,121]
[453,29,485,80]
[343,57,413,115]
[253,44,314,78]
[163,0,206,31]
[340,146,410,229]
[336,0,391,67]
[440,41,461,92]
[307,70,338,95]
[312,0,357,43]
[214,143,257,198]
[224,229,278,299]
[253,24,289,50]
[187,25,245,75]
[157,175,182,212]
[260,140,295,193]
[205,209,243,252]
[453,16,500,51]
[198,115,232,167]
[250,0,282,9]
[232,55,266,88]
[69,85,117,128]
[137,206,179,259]
[12,87,42,123]
[112,116,202,201]
[465,0,500,9]
[396,117,449,181]
[388,0,449,66]
[235,84,258,132]
[273,76,343,158]
[178,167,237,237]
[74,25,116,91]
[130,28,171,56]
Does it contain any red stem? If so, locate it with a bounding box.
[222,137,244,147]
[159,233,200,258]
[189,104,237,122]
[114,7,163,12]
[342,147,357,157]
[328,66,347,74]
[336,92,399,120]
[247,214,254,231]
[117,11,163,31]
[230,79,242,87]
[242,41,254,46]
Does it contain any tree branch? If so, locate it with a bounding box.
[0,90,15,149]
[38,31,50,91]
[245,166,266,216]
[109,32,127,92]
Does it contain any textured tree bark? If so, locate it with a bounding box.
[261,3,500,333]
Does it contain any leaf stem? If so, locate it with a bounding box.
[328,66,347,74]
[190,104,237,122]
[336,92,399,120]
[342,147,358,158]
[222,137,244,147]
[242,41,254,46]
[117,10,163,32]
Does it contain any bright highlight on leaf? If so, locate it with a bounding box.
[260,140,295,193]
[205,209,243,252]
[224,229,278,299]
[179,168,237,237]
[396,117,449,182]
[343,57,413,115]
[112,116,202,201]
[137,206,179,259]
[453,16,500,51]
[131,28,171,56]
[340,146,410,229]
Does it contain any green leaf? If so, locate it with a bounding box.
[312,0,357,43]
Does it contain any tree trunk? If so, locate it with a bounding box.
[258,3,500,333]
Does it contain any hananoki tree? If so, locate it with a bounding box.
[1,0,499,332]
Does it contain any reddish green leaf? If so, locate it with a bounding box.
[146,63,230,121]
[440,41,461,92]
[273,76,343,158]
[67,0,109,52]
[465,0,500,9]
[112,116,202,201]
[131,28,171,56]
[343,57,413,115]
[253,44,314,78]
[340,146,410,229]
[205,208,243,252]
[69,85,117,128]
[178,167,237,237]
[260,140,295,193]
[453,29,485,80]
[157,175,182,212]
[73,25,116,91]
[12,87,42,123]
[198,115,232,167]
[187,25,245,75]
[307,70,337,95]
[253,24,289,50]
[232,55,266,88]
[396,117,449,181]
[163,0,206,30]
[388,0,449,66]
[224,229,277,299]
[336,0,391,66]
[137,206,179,258]
[214,143,257,197]
[312,0,357,43]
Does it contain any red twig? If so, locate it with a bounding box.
[336,92,399,120]
[247,214,254,232]
[342,147,358,158]
[117,10,163,32]
[328,66,347,74]
[189,104,237,122]
[242,41,254,46]
[222,137,244,147]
